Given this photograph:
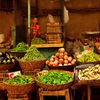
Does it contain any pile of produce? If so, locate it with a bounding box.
[46,48,76,67]
[31,37,47,44]
[11,42,29,52]
[20,45,46,61]
[77,51,100,62]
[0,52,16,64]
[5,74,34,85]
[78,64,100,80]
[37,71,73,84]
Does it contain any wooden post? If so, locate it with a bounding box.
[27,0,31,46]
[12,0,17,47]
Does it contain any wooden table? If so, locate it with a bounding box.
[38,88,71,100]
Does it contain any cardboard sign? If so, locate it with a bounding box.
[8,71,21,78]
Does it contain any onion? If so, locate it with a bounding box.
[68,56,73,62]
[58,63,62,66]
[51,55,55,59]
[64,55,68,60]
[71,61,75,65]
[55,52,59,57]
[58,48,65,53]
[64,60,68,64]
[64,51,68,55]
[46,60,49,65]
[50,58,54,62]
[49,61,54,66]
[72,59,76,63]
[58,58,64,64]
[59,53,64,59]
[53,61,58,67]
[54,57,59,61]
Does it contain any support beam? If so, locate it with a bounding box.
[27,0,31,46]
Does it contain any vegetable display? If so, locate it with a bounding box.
[77,51,100,62]
[11,42,29,52]
[37,71,73,84]
[31,37,47,44]
[0,52,16,64]
[78,64,100,80]
[46,48,76,67]
[20,45,46,61]
[5,74,34,85]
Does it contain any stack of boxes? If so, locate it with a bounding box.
[46,22,62,44]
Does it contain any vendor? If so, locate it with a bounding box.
[30,17,41,40]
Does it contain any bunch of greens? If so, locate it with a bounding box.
[20,45,46,61]
[77,52,100,62]
[31,37,47,44]
[37,71,73,84]
[5,74,34,85]
[11,42,29,52]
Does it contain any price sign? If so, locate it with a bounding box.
[8,71,21,78]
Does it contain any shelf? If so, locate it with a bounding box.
[32,43,64,48]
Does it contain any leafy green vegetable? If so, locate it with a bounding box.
[11,42,29,52]
[31,37,47,44]
[6,74,34,85]
[37,71,73,84]
[77,52,100,62]
[20,45,46,61]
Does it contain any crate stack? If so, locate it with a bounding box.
[46,22,62,44]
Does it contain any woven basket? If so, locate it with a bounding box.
[3,80,36,94]
[76,60,100,65]
[0,63,15,70]
[8,52,26,58]
[18,60,46,71]
[48,64,75,72]
[8,93,31,100]
[35,70,74,90]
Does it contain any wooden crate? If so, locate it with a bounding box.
[46,33,62,44]
[46,23,62,33]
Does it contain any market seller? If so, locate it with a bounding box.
[30,17,41,40]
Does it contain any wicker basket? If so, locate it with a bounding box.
[8,93,31,100]
[3,80,36,94]
[0,63,15,70]
[48,64,75,72]
[18,60,46,71]
[35,70,74,90]
[76,60,100,65]
[8,52,26,58]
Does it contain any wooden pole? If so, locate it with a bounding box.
[28,0,31,46]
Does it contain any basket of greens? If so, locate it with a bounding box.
[8,42,28,58]
[76,51,100,65]
[35,70,74,90]
[3,74,35,94]
[18,45,46,71]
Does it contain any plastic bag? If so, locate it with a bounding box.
[47,14,55,23]
[64,6,69,24]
